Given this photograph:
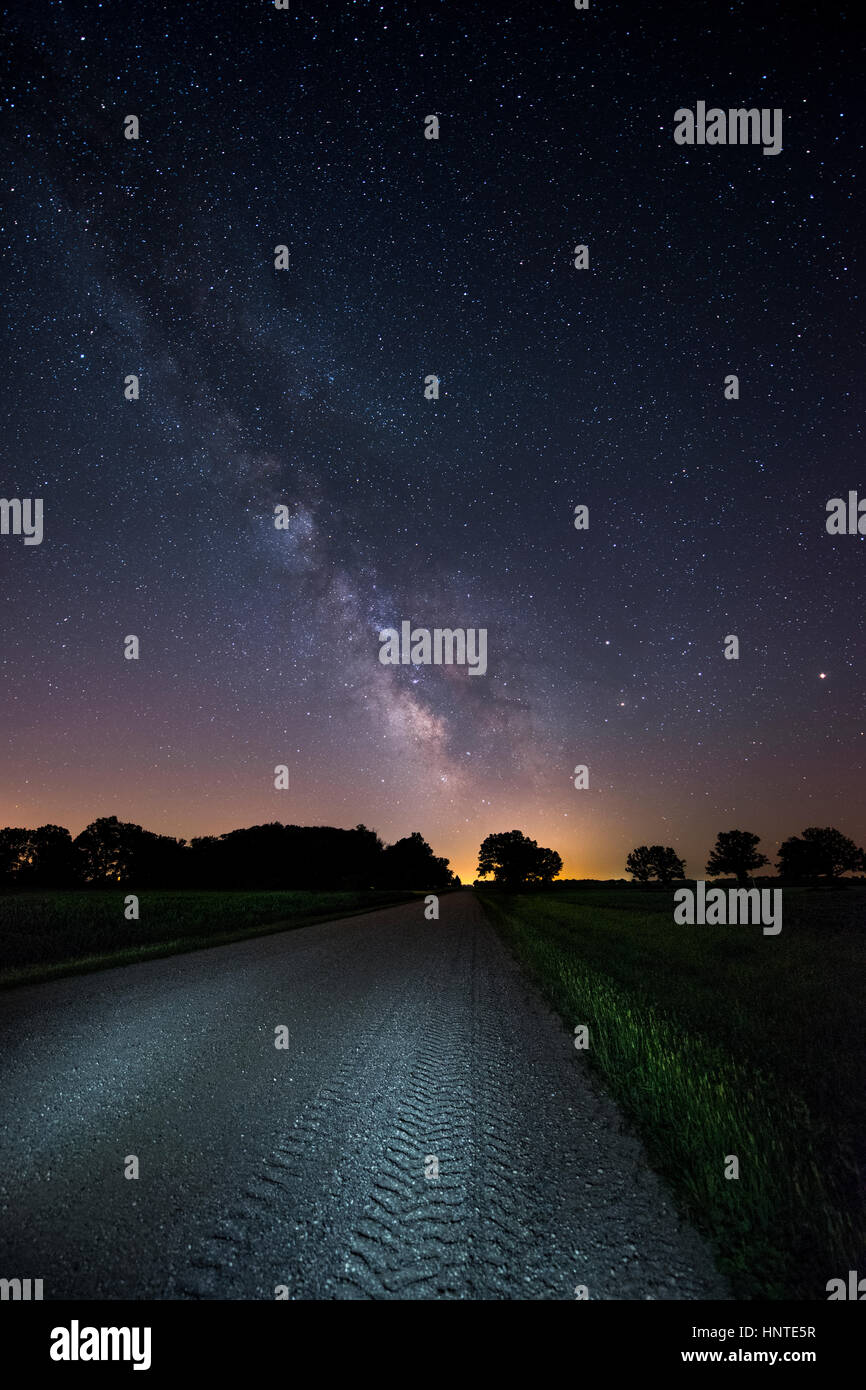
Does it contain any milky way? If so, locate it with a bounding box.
[1,1,862,881]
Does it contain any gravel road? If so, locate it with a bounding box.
[0,890,727,1299]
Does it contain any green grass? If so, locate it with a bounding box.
[0,888,415,987]
[477,885,866,1300]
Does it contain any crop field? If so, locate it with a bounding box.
[0,888,413,986]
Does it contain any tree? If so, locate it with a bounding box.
[625,845,654,883]
[73,816,186,886]
[187,822,387,889]
[530,845,563,886]
[648,845,686,885]
[0,825,76,886]
[625,844,686,886]
[477,830,562,890]
[379,832,454,889]
[705,830,769,886]
[777,827,865,882]
[30,825,76,886]
[0,815,458,892]
[0,828,32,886]
[73,817,142,883]
[776,836,812,882]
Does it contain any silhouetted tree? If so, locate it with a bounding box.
[0,825,76,887]
[477,830,562,890]
[379,832,454,889]
[625,845,654,883]
[776,835,811,882]
[188,835,222,884]
[131,829,189,888]
[0,816,457,892]
[706,830,769,886]
[777,827,865,882]
[626,844,686,886]
[73,817,186,887]
[187,822,386,890]
[342,824,387,888]
[530,845,563,886]
[0,828,25,885]
[649,845,686,885]
[73,817,139,883]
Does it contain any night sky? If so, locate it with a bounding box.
[1,0,862,884]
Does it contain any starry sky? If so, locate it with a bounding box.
[1,0,863,884]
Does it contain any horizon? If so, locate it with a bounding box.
[2,808,860,887]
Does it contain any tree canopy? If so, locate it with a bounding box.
[706,830,769,886]
[476,830,562,890]
[0,818,455,891]
[625,844,686,885]
[777,827,865,882]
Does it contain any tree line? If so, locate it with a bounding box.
[475,827,866,890]
[624,828,865,886]
[3,819,862,895]
[0,819,457,891]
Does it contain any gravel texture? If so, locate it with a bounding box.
[0,890,727,1300]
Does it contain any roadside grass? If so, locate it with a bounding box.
[477,886,866,1300]
[0,888,416,988]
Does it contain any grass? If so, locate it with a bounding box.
[0,888,416,988]
[477,884,866,1300]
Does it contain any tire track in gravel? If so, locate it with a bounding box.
[177,909,478,1299]
[172,938,448,1299]
[175,893,727,1300]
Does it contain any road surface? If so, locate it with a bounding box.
[0,890,727,1299]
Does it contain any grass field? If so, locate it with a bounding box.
[0,888,415,987]
[478,884,866,1301]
